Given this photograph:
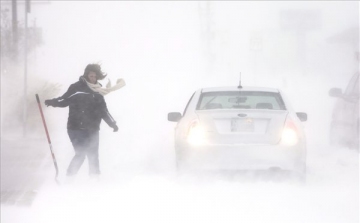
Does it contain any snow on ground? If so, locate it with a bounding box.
[1,138,358,223]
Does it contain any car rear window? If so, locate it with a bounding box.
[196,91,286,110]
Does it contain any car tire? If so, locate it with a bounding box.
[175,146,187,173]
[330,122,341,146]
[354,119,359,150]
[295,164,307,184]
[296,171,307,184]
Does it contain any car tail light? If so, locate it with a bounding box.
[280,118,299,146]
[187,120,206,146]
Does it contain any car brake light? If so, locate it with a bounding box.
[187,120,206,146]
[280,118,299,146]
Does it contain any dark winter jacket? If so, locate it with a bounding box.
[49,77,117,130]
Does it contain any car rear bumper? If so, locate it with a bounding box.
[176,143,306,173]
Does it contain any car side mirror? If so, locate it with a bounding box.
[168,112,182,122]
[296,112,307,122]
[329,88,343,98]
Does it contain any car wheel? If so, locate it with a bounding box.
[175,146,187,173]
[329,122,340,145]
[294,165,307,184]
[350,119,359,151]
[296,171,307,184]
[287,162,307,184]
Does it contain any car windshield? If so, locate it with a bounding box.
[196,91,286,110]
[344,73,359,97]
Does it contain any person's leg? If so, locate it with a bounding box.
[67,129,87,176]
[87,130,100,176]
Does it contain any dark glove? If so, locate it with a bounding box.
[112,124,119,132]
[45,99,56,107]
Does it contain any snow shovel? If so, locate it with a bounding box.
[35,94,59,185]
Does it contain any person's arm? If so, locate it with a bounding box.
[100,98,118,132]
[45,84,75,107]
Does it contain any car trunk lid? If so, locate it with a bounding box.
[196,109,288,145]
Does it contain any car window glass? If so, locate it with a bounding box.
[196,91,286,110]
[344,73,359,96]
[183,92,195,115]
[350,74,359,97]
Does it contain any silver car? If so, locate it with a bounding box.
[329,72,359,149]
[168,86,307,178]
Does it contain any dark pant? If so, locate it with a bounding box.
[67,129,100,176]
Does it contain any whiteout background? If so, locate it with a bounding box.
[1,1,359,223]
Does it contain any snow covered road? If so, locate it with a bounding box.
[1,136,358,223]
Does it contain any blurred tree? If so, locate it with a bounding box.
[1,8,16,72]
[1,8,43,73]
[1,8,61,137]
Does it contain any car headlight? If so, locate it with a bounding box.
[280,118,299,146]
[187,120,206,146]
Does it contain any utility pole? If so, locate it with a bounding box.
[23,0,30,137]
[280,9,321,76]
[11,0,18,62]
[198,2,215,76]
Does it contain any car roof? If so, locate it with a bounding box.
[200,86,280,93]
